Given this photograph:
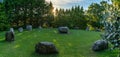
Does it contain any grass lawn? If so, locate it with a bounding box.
[0,28,119,57]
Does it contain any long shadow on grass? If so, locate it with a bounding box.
[31,52,59,57]
[0,40,6,43]
[93,49,119,57]
[0,39,14,44]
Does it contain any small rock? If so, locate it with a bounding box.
[95,27,101,32]
[39,26,42,29]
[26,25,32,31]
[74,27,79,29]
[18,27,23,32]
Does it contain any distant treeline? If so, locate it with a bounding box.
[0,0,119,31]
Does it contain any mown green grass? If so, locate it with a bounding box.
[0,28,119,57]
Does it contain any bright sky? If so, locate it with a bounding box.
[46,0,112,9]
[0,0,2,2]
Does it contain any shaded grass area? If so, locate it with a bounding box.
[0,28,119,57]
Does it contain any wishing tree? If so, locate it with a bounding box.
[101,4,120,50]
[102,17,120,49]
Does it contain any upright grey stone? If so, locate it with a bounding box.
[92,40,108,51]
[86,26,89,31]
[58,26,69,34]
[26,25,32,31]
[18,27,23,32]
[5,31,14,42]
[35,42,59,54]
[39,26,42,29]
[10,28,14,34]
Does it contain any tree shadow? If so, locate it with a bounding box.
[31,52,59,57]
[0,39,14,44]
[0,39,6,43]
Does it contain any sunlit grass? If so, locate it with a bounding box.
[0,28,119,57]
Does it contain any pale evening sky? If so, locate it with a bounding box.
[46,0,112,9]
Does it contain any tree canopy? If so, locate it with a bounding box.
[0,0,119,31]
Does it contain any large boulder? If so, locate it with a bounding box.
[5,31,14,42]
[35,42,59,54]
[92,40,108,51]
[58,27,69,34]
[18,27,23,32]
[26,25,32,31]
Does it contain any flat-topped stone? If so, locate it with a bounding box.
[35,42,59,54]
[58,27,69,34]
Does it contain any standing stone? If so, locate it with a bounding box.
[74,27,79,29]
[26,25,32,31]
[95,27,101,32]
[86,27,89,31]
[18,27,23,32]
[92,40,108,51]
[5,31,14,42]
[10,28,14,34]
[39,26,42,29]
[58,27,69,34]
[35,42,59,54]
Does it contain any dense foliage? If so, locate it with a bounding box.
[0,0,119,31]
[54,6,87,29]
[101,0,120,50]
[3,0,54,28]
[0,2,10,31]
